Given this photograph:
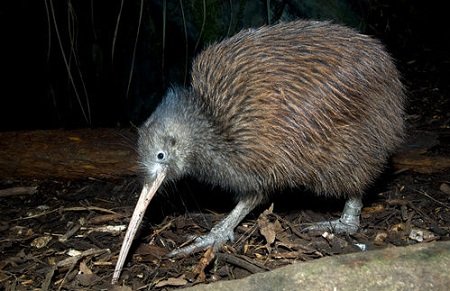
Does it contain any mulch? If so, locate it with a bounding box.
[0,167,449,290]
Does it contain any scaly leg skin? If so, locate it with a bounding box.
[168,198,258,257]
[304,197,363,234]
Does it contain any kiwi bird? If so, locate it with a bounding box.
[112,20,405,283]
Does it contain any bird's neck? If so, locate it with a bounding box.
[181,109,232,179]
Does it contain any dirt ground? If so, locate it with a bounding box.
[1,56,450,290]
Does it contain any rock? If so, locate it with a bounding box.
[183,241,450,291]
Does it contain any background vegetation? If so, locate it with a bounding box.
[0,0,447,130]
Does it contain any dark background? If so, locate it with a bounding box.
[0,0,449,131]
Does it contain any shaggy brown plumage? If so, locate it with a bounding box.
[139,20,405,205]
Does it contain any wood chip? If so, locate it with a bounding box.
[0,186,37,197]
[155,275,188,288]
[440,183,450,195]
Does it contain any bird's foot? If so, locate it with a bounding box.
[303,218,359,234]
[303,197,363,235]
[168,222,235,257]
[168,198,258,257]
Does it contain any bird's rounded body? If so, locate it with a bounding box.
[139,20,405,203]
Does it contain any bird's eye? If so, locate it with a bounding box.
[157,152,165,160]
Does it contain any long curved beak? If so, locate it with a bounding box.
[112,166,167,284]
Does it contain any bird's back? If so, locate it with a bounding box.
[190,20,405,197]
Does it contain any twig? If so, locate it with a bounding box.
[48,0,91,124]
[112,0,124,61]
[272,213,311,240]
[13,206,120,221]
[233,221,258,249]
[415,189,450,209]
[59,223,82,242]
[41,265,57,291]
[216,252,268,274]
[56,248,110,268]
[193,247,215,283]
[227,0,233,37]
[57,248,109,291]
[386,198,435,224]
[193,0,206,53]
[88,213,124,224]
[161,0,166,86]
[179,0,188,86]
[125,0,144,99]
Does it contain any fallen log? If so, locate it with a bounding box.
[392,130,450,173]
[0,129,448,179]
[0,129,138,179]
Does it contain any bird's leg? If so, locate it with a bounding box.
[168,197,259,257]
[304,197,363,234]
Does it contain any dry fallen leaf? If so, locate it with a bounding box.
[374,231,388,245]
[409,227,437,242]
[76,261,99,287]
[135,243,167,258]
[30,235,52,249]
[79,261,93,274]
[257,204,280,247]
[259,218,276,245]
[390,223,406,232]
